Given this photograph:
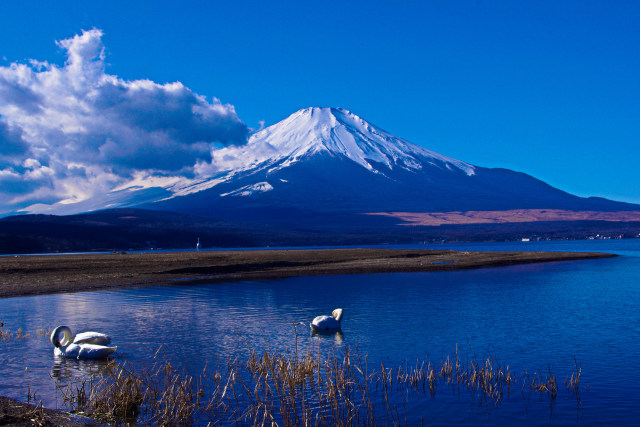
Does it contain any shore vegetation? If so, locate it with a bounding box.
[49,328,585,426]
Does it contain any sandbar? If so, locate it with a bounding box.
[0,248,616,298]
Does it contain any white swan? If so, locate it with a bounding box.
[50,326,117,359]
[310,308,343,332]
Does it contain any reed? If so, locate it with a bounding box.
[52,337,586,426]
[54,356,200,425]
[34,324,55,338]
[564,357,582,395]
[525,365,558,400]
[0,322,28,342]
[0,321,56,343]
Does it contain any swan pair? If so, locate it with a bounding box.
[310,308,343,332]
[50,326,117,359]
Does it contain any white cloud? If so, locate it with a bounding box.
[0,29,248,214]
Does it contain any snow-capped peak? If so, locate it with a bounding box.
[208,107,475,176]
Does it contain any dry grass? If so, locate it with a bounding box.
[525,365,558,400]
[51,332,587,426]
[0,321,55,343]
[565,358,583,395]
[0,322,28,342]
[54,353,196,425]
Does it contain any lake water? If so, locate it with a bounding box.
[1,239,639,425]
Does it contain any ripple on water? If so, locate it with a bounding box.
[0,240,639,424]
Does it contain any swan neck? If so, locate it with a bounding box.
[51,326,73,348]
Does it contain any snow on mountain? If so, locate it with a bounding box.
[208,107,475,178]
[150,107,475,199]
[220,182,273,197]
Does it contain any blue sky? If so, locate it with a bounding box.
[0,1,638,206]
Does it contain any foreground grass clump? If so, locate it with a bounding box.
[53,338,585,426]
[55,352,196,425]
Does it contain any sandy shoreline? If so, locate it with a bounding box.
[0,248,616,299]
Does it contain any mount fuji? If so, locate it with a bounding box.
[3,107,639,251]
[131,107,635,222]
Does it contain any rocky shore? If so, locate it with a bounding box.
[0,396,93,426]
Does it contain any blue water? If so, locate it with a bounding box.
[1,239,639,425]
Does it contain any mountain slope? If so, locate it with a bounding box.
[146,107,636,221]
[14,107,639,221]
[3,107,639,252]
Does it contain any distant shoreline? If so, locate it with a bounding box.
[0,248,616,299]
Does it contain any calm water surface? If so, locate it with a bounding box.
[1,239,639,425]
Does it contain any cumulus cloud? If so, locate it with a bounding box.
[0,120,29,163]
[0,29,248,214]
